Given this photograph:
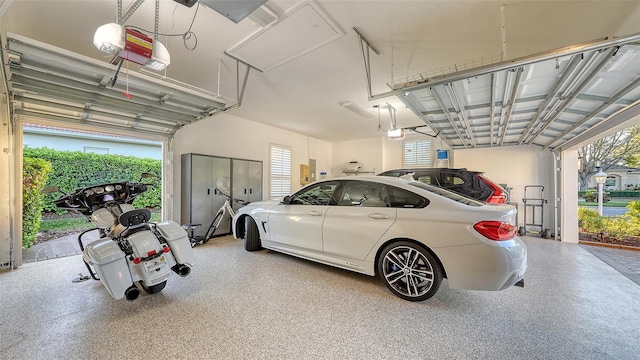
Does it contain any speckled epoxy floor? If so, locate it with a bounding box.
[2,236,640,359]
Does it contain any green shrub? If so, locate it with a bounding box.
[578,207,604,233]
[627,201,640,219]
[607,190,640,198]
[23,157,52,248]
[602,215,640,238]
[579,190,640,198]
[23,146,161,212]
[578,203,640,238]
[581,190,610,203]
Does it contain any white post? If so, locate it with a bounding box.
[598,182,604,216]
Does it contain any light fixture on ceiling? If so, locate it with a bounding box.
[341,101,374,119]
[93,23,171,71]
[387,128,405,140]
[386,104,405,140]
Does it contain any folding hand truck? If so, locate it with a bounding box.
[518,185,552,239]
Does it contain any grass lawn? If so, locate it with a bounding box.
[578,200,631,207]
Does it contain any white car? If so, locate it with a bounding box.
[232,176,526,301]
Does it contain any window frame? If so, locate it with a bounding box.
[269,144,292,200]
[403,139,432,168]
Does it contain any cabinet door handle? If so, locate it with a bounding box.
[207,189,210,195]
[244,188,247,194]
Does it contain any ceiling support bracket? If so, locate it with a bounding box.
[499,67,523,146]
[354,27,379,100]
[117,0,146,25]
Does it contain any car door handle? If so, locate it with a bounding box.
[368,213,390,219]
[309,211,323,216]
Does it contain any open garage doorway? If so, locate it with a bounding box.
[20,123,164,263]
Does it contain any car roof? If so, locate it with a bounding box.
[379,167,481,174]
[322,175,413,185]
[314,176,487,206]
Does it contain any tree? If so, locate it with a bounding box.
[578,124,640,190]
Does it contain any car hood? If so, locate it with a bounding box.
[237,199,281,214]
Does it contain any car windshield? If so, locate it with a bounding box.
[407,181,484,206]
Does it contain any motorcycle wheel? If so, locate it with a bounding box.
[141,280,167,294]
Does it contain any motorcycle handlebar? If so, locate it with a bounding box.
[52,180,151,215]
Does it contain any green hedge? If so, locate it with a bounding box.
[579,201,640,237]
[579,190,640,198]
[23,147,161,212]
[23,157,52,248]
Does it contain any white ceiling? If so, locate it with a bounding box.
[2,0,639,142]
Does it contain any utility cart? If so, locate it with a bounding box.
[518,185,551,239]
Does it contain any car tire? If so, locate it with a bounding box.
[377,241,443,301]
[244,216,262,251]
[141,280,166,294]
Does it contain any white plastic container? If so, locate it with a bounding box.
[84,239,132,300]
[156,220,196,267]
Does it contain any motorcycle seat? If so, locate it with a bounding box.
[117,209,151,238]
[119,208,151,227]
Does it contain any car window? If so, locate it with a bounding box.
[416,175,435,185]
[407,182,484,206]
[338,181,389,207]
[440,174,466,186]
[387,186,429,208]
[290,181,341,205]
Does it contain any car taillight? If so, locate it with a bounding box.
[474,221,516,241]
[476,174,507,204]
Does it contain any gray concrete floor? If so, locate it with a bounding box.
[3,236,640,359]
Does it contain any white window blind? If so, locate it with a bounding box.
[270,144,291,200]
[403,140,432,167]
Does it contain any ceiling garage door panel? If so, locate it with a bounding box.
[5,33,227,139]
[393,33,640,150]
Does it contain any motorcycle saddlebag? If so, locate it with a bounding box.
[84,239,133,300]
[155,220,195,267]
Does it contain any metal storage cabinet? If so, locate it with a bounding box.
[231,159,263,211]
[181,153,262,238]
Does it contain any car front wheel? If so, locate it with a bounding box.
[244,216,262,251]
[377,241,443,301]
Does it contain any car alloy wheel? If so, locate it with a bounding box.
[378,241,442,301]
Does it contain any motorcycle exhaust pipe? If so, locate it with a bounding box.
[171,264,191,277]
[125,285,140,301]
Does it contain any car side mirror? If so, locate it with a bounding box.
[281,195,291,204]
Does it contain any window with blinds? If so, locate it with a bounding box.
[403,140,432,167]
[270,144,292,200]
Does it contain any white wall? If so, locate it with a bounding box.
[331,133,441,176]
[452,146,555,230]
[171,112,332,222]
[332,137,385,176]
[23,128,162,160]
